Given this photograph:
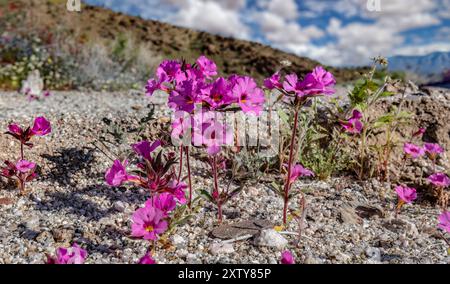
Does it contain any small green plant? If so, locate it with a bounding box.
[347,57,411,181]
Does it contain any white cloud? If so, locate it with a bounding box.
[266,0,299,20]
[87,0,450,66]
[164,0,250,39]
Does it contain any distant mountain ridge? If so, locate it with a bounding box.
[389,51,450,85]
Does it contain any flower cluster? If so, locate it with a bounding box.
[47,243,87,264]
[264,66,335,224]
[340,109,363,134]
[146,56,266,222]
[1,117,51,193]
[105,140,186,260]
[403,135,448,209]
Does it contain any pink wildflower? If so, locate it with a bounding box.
[171,112,193,144]
[132,140,161,161]
[428,173,450,188]
[196,55,217,79]
[395,185,417,204]
[15,160,36,173]
[47,244,87,264]
[232,76,265,115]
[202,77,234,109]
[299,66,336,96]
[105,160,138,187]
[168,80,202,113]
[286,163,314,184]
[30,116,51,136]
[156,60,184,83]
[146,193,177,215]
[8,123,23,136]
[438,211,450,234]
[280,250,295,264]
[192,111,233,155]
[403,143,425,158]
[131,205,168,241]
[138,253,156,264]
[341,109,363,134]
[167,181,188,204]
[424,143,444,159]
[264,72,282,90]
[282,73,303,96]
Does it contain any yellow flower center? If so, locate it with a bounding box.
[145,225,154,232]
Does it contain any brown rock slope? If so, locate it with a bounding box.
[4,0,367,82]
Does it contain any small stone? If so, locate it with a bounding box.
[335,252,351,263]
[36,231,55,245]
[209,242,235,255]
[186,253,201,264]
[305,256,322,264]
[52,227,74,245]
[339,205,362,224]
[171,235,186,248]
[113,201,126,212]
[253,229,288,249]
[25,216,40,230]
[365,247,381,262]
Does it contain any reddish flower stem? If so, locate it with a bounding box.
[177,145,183,182]
[20,143,24,160]
[185,146,193,209]
[283,107,300,224]
[212,155,222,223]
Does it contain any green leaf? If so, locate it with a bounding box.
[198,190,214,202]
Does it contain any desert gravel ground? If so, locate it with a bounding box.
[0,91,449,264]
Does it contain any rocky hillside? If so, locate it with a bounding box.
[1,0,367,90]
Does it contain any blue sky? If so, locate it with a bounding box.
[84,0,450,66]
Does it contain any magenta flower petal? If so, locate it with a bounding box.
[395,185,417,204]
[8,123,23,136]
[138,253,156,264]
[15,160,36,173]
[232,76,265,115]
[105,160,130,186]
[438,211,450,234]
[31,116,51,136]
[424,143,444,157]
[403,143,425,158]
[196,55,217,79]
[132,140,161,160]
[146,193,177,215]
[131,204,168,241]
[48,244,87,264]
[280,250,295,264]
[428,173,450,188]
[286,163,314,184]
[264,72,282,90]
[299,66,336,96]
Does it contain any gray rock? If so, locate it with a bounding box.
[365,247,382,262]
[339,205,362,224]
[113,201,126,212]
[186,253,202,264]
[25,216,40,230]
[36,231,55,245]
[209,242,235,255]
[253,229,288,249]
[171,235,186,248]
